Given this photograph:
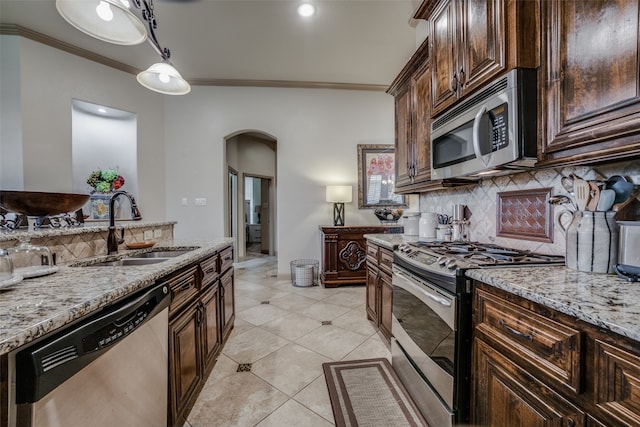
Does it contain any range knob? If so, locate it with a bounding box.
[398,244,412,254]
[445,258,458,269]
[437,256,448,266]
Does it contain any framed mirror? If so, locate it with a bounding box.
[357,144,406,209]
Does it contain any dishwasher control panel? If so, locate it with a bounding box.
[82,301,153,352]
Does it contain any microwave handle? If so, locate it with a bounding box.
[472,105,491,167]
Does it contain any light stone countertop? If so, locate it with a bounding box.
[0,238,232,355]
[466,267,640,342]
[364,233,640,342]
[0,221,177,242]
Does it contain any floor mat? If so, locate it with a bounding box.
[323,358,429,427]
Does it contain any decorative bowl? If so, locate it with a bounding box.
[0,191,90,217]
[374,208,403,223]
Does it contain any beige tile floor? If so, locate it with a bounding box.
[183,255,391,427]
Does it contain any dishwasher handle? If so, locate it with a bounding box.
[15,282,170,404]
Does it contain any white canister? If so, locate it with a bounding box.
[402,213,420,236]
[419,213,437,239]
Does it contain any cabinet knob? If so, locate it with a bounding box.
[458,67,466,87]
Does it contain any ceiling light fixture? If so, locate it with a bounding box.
[297,3,316,17]
[55,0,190,95]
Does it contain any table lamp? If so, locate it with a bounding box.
[326,185,352,226]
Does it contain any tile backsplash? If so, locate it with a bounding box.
[419,160,640,256]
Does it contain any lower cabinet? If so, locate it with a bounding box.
[166,245,235,427]
[473,281,640,426]
[365,240,394,343]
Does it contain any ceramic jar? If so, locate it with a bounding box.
[419,213,437,239]
[559,210,619,274]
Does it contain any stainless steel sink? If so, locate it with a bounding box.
[127,250,193,259]
[79,258,169,267]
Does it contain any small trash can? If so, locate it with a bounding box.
[290,259,319,287]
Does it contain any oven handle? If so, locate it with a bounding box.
[393,268,452,307]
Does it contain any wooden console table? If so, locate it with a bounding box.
[319,225,403,288]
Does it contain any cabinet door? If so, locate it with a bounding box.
[169,300,202,426]
[220,269,235,342]
[411,61,433,184]
[379,271,393,343]
[473,338,586,426]
[431,0,459,115]
[458,0,505,96]
[540,0,640,166]
[366,264,379,324]
[395,86,413,188]
[201,283,221,373]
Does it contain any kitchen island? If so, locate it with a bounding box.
[0,229,234,427]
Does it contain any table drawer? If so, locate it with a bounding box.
[475,288,582,394]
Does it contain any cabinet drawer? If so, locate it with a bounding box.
[594,340,640,426]
[379,248,394,274]
[164,266,199,315]
[475,288,582,394]
[366,243,379,261]
[200,255,219,287]
[219,246,233,273]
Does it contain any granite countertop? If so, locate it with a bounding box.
[364,233,640,342]
[466,267,640,342]
[0,238,232,355]
[0,221,177,242]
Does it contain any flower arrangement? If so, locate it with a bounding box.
[86,168,125,193]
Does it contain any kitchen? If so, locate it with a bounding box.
[1,0,640,426]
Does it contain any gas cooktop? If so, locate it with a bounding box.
[395,241,565,278]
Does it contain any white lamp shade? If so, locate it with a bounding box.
[56,0,147,45]
[136,61,191,95]
[326,185,352,203]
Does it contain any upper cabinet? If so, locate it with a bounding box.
[388,40,433,191]
[430,0,505,116]
[416,0,538,117]
[538,0,640,167]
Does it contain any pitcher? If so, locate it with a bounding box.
[558,210,619,274]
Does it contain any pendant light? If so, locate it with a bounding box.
[56,0,190,95]
[56,0,147,45]
[137,60,191,95]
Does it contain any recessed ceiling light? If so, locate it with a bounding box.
[297,3,315,17]
[98,108,107,113]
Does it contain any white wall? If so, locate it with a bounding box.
[165,87,399,275]
[0,36,23,190]
[1,36,166,220]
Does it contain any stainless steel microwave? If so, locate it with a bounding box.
[430,68,537,180]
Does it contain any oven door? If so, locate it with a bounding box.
[391,264,456,409]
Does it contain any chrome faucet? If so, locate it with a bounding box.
[107,191,142,255]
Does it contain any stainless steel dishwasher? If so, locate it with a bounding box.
[9,282,170,427]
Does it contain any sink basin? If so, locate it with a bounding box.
[127,250,193,259]
[81,258,169,267]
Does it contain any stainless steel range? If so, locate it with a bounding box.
[391,241,564,426]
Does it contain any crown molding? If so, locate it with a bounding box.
[1,24,140,75]
[1,23,388,92]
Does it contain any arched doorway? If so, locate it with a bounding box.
[224,131,277,260]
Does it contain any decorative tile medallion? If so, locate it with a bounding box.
[496,188,553,243]
[237,363,252,372]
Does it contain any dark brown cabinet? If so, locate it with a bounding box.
[365,240,394,342]
[388,40,432,192]
[538,0,640,167]
[167,245,235,427]
[320,226,402,287]
[429,0,507,116]
[473,282,640,426]
[169,299,202,426]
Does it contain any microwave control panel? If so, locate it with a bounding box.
[487,103,508,152]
